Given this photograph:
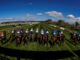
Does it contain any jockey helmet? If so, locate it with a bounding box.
[60,31,63,34]
[73,33,76,36]
[36,28,39,33]
[53,31,56,35]
[46,31,49,34]
[17,31,20,34]
[11,30,14,33]
[30,28,33,32]
[25,30,28,33]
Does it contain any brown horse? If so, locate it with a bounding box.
[16,35,23,46]
[34,33,39,42]
[59,34,65,44]
[22,33,29,45]
[28,31,35,42]
[15,29,24,45]
[56,34,60,44]
[72,34,78,45]
[38,34,44,44]
[50,35,57,46]
[0,31,6,43]
[43,34,49,45]
[9,30,16,42]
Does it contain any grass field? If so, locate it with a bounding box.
[0,22,80,60]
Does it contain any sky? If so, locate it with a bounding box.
[0,0,80,23]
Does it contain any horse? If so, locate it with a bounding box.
[78,34,80,42]
[70,32,73,41]
[34,33,39,42]
[34,28,39,42]
[59,32,65,44]
[22,30,29,44]
[38,29,45,44]
[16,35,21,46]
[43,31,49,45]
[9,30,16,42]
[15,29,25,45]
[28,28,35,42]
[50,35,57,46]
[56,34,60,44]
[71,32,78,45]
[0,31,6,43]
[49,31,57,46]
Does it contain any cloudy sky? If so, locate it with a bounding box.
[0,0,80,23]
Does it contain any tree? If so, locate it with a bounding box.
[45,19,52,22]
[57,20,65,26]
[75,22,80,27]
[58,20,64,24]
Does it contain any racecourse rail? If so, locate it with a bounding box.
[0,47,80,59]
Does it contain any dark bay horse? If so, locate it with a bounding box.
[78,34,80,42]
[23,30,29,44]
[49,31,57,46]
[43,31,49,45]
[15,29,25,45]
[28,28,34,42]
[38,30,45,44]
[59,33,65,44]
[34,28,39,42]
[9,30,16,42]
[34,33,40,42]
[50,35,57,46]
[70,32,78,45]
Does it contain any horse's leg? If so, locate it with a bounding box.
[56,37,58,44]
[20,36,22,44]
[34,35,36,42]
[38,36,41,44]
[16,37,20,45]
[23,36,26,45]
[39,35,43,45]
[59,37,61,45]
[29,35,32,42]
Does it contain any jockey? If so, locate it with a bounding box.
[30,28,33,32]
[30,28,34,34]
[59,31,63,36]
[25,29,29,33]
[11,30,14,34]
[36,28,39,33]
[41,29,44,35]
[46,30,49,34]
[53,31,57,36]
[73,32,77,37]
[11,30,15,37]
[17,31,20,34]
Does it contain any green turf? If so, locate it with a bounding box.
[0,23,80,60]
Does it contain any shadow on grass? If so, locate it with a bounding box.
[0,47,80,59]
